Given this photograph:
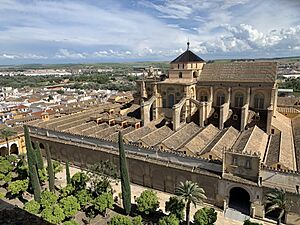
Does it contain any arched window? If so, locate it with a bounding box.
[183,64,185,69]
[178,64,179,69]
[216,92,225,106]
[193,71,197,78]
[254,93,264,109]
[199,91,208,102]
[168,94,175,108]
[179,72,183,78]
[234,92,244,107]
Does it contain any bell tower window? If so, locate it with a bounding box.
[179,72,183,78]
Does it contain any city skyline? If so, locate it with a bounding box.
[0,0,300,64]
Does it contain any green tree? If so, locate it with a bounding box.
[118,131,131,214]
[60,184,75,198]
[175,181,207,225]
[108,215,132,225]
[34,141,44,170]
[41,190,58,208]
[24,200,41,215]
[41,204,65,224]
[75,189,92,208]
[31,166,41,202]
[266,188,287,225]
[53,160,63,174]
[132,215,143,225]
[194,207,217,225]
[87,160,117,197]
[66,161,71,185]
[71,172,89,192]
[194,208,208,225]
[62,220,79,225]
[45,144,55,192]
[8,179,29,196]
[0,127,17,155]
[94,192,114,215]
[38,168,48,184]
[59,195,80,218]
[165,196,185,220]
[24,125,41,202]
[136,190,159,215]
[158,214,180,225]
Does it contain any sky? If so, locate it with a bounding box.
[0,0,300,65]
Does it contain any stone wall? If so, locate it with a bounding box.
[31,134,220,204]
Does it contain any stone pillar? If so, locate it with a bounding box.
[219,105,225,130]
[141,102,151,126]
[227,87,231,104]
[240,104,249,131]
[172,107,181,131]
[246,87,251,105]
[199,102,205,127]
[209,86,213,102]
[266,107,273,134]
[141,81,147,98]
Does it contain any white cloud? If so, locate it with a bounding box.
[55,49,87,59]
[0,53,47,60]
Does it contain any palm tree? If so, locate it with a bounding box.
[175,180,207,225]
[0,127,17,155]
[266,188,287,225]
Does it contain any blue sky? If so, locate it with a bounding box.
[0,0,300,64]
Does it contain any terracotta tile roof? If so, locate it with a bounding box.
[161,122,200,151]
[182,124,219,155]
[270,112,297,170]
[232,125,268,156]
[199,62,277,83]
[292,116,300,172]
[277,97,300,107]
[277,107,300,114]
[200,126,239,159]
[140,125,174,147]
[108,126,135,142]
[124,126,156,143]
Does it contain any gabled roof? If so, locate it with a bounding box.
[199,62,277,83]
[171,50,205,63]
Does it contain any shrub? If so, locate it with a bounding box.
[136,190,159,215]
[0,192,5,199]
[62,220,80,225]
[75,189,92,208]
[108,215,132,225]
[41,205,65,224]
[24,200,41,215]
[8,179,29,196]
[41,190,58,208]
[132,215,143,225]
[38,168,48,184]
[194,207,217,225]
[60,184,75,198]
[71,172,89,191]
[158,214,180,225]
[59,195,80,218]
[94,192,114,214]
[53,160,63,174]
[165,196,185,220]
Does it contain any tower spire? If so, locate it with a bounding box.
[187,40,190,50]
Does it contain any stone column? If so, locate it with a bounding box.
[266,107,273,134]
[172,106,181,131]
[199,102,205,127]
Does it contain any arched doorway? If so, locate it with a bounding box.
[229,187,251,215]
[10,143,18,155]
[0,146,7,156]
